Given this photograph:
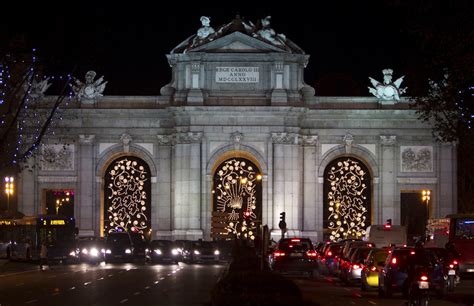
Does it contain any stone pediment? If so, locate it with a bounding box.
[189,32,287,53]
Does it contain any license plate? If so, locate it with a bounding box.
[448,269,456,275]
[290,253,303,257]
[418,281,429,289]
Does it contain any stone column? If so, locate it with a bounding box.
[301,135,319,242]
[172,132,203,240]
[271,132,302,239]
[438,142,457,217]
[78,134,95,236]
[380,135,397,224]
[18,157,36,215]
[187,62,204,104]
[155,135,173,240]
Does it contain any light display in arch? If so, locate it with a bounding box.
[103,156,151,235]
[212,157,262,240]
[323,157,371,241]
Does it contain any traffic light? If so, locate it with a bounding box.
[278,212,287,230]
[243,211,251,219]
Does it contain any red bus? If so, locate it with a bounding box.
[426,214,474,274]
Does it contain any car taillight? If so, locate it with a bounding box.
[391,257,397,264]
[353,264,360,269]
[420,275,428,281]
[306,251,317,257]
[453,260,458,265]
[291,239,300,242]
[370,266,377,272]
[274,251,286,257]
[327,251,332,257]
[449,264,454,269]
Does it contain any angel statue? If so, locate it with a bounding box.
[25,77,52,99]
[71,71,107,101]
[368,69,407,101]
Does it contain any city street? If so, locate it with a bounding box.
[294,272,474,306]
[0,260,225,306]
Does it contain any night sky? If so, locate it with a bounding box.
[0,1,469,96]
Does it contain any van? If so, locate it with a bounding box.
[365,225,407,247]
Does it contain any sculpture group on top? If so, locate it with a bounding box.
[71,70,107,101]
[172,15,304,54]
[368,69,407,101]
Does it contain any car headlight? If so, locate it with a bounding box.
[154,249,162,255]
[194,250,200,255]
[125,249,132,254]
[82,248,88,254]
[90,248,99,257]
[214,250,220,255]
[145,248,149,253]
[172,249,179,255]
[106,249,112,254]
[69,251,76,257]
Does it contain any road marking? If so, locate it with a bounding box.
[167,273,172,276]
[368,301,377,305]
[133,292,140,296]
[84,282,92,286]
[98,277,104,280]
[0,270,40,278]
[108,274,113,277]
[154,281,159,284]
[144,286,150,290]
[25,299,38,304]
[51,292,60,296]
[69,286,76,290]
[119,299,128,304]
[160,277,165,280]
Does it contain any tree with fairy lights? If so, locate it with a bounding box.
[0,48,74,215]
[409,5,474,213]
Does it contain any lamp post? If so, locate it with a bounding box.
[4,176,14,212]
[422,190,431,240]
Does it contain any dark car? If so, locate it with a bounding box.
[184,241,220,263]
[76,236,105,263]
[129,232,148,260]
[214,240,234,262]
[270,238,318,277]
[104,232,135,262]
[379,247,445,297]
[149,240,180,264]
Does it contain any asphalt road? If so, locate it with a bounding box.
[293,271,474,306]
[0,260,225,306]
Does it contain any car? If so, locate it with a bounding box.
[104,231,142,262]
[270,238,318,277]
[340,247,372,284]
[379,247,445,297]
[360,248,389,290]
[129,232,148,260]
[76,236,105,264]
[148,240,180,264]
[184,241,220,263]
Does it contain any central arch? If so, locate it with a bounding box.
[212,156,262,240]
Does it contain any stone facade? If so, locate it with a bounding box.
[18,17,456,242]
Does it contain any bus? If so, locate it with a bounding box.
[0,218,14,259]
[1,215,77,261]
[425,214,474,274]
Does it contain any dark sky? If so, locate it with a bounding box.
[0,1,470,95]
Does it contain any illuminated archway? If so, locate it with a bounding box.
[212,157,262,240]
[103,156,151,236]
[323,156,371,241]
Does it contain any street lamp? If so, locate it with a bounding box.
[4,176,14,211]
[422,190,431,240]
